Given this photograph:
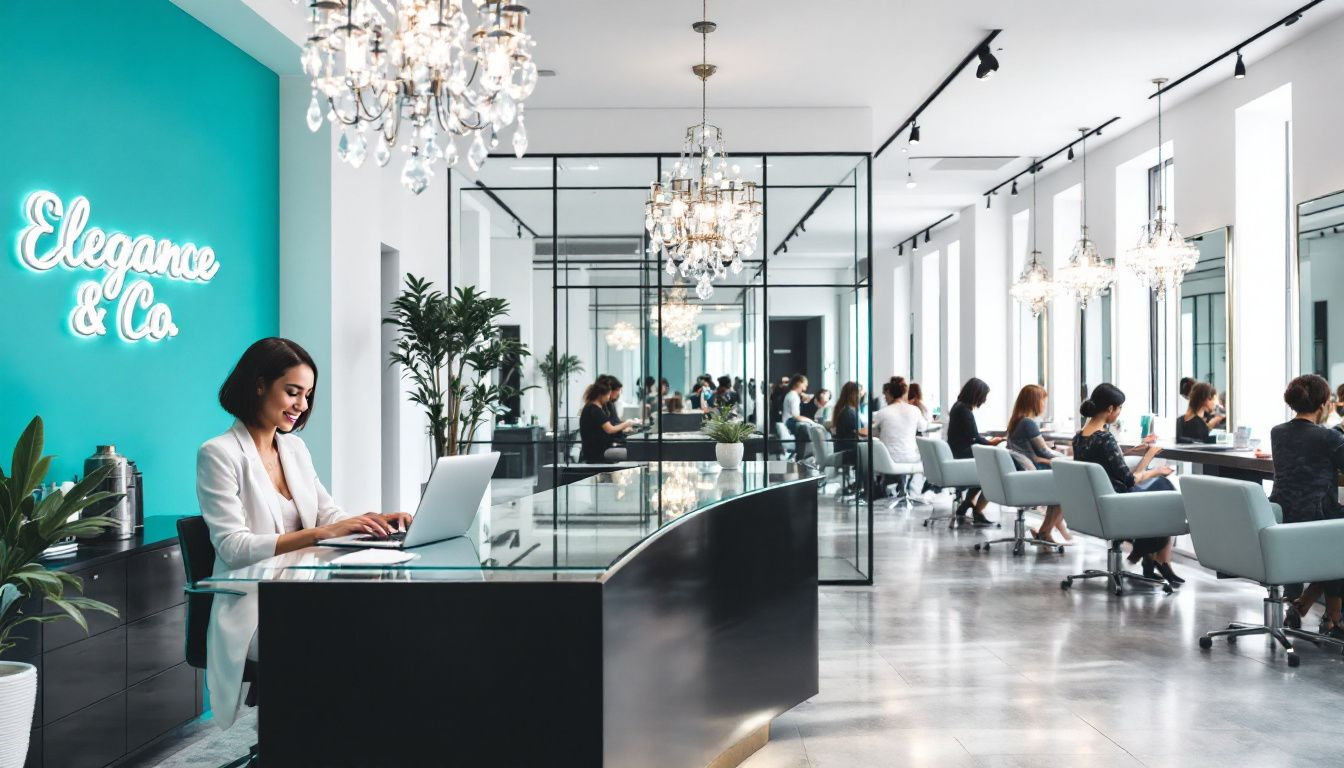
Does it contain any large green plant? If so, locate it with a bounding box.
[701,406,756,444]
[1,417,121,656]
[385,275,530,458]
[538,347,584,431]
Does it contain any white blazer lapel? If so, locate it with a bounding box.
[230,421,284,534]
[278,438,318,530]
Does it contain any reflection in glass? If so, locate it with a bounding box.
[1299,192,1344,385]
[1180,228,1230,402]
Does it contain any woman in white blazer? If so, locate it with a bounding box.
[197,338,410,728]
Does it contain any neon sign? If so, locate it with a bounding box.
[17,190,220,342]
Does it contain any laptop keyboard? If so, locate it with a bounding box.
[356,531,407,543]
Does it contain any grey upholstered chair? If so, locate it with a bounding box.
[858,441,925,511]
[915,437,992,529]
[774,421,795,460]
[1052,458,1186,595]
[1181,475,1344,667]
[971,445,1065,556]
[808,425,858,501]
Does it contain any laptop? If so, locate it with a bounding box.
[320,452,500,549]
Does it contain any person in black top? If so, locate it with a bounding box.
[830,382,868,493]
[600,376,635,445]
[1273,375,1344,636]
[946,378,1004,524]
[1073,383,1183,585]
[708,376,738,411]
[688,375,713,410]
[580,380,637,462]
[768,376,789,429]
[1175,381,1217,444]
[1335,382,1344,435]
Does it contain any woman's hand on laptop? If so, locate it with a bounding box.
[377,511,414,532]
[315,513,395,540]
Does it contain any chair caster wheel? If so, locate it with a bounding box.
[1114,587,1124,596]
[1060,580,1071,590]
[995,522,1003,529]
[922,520,929,527]
[1226,634,1236,644]
[1199,636,1213,650]
[1163,584,1174,595]
[1056,546,1065,554]
[974,543,983,551]
[1288,653,1301,668]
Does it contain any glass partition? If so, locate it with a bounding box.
[1298,191,1344,388]
[452,153,873,585]
[1180,227,1231,423]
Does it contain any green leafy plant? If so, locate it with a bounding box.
[1,417,121,656]
[701,406,756,444]
[537,347,584,431]
[384,275,531,458]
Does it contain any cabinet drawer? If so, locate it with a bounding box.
[43,561,126,652]
[127,662,197,751]
[127,604,186,686]
[128,545,185,621]
[43,692,125,768]
[1,593,43,661]
[42,626,125,725]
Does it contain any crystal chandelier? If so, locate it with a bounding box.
[652,465,702,520]
[644,1,762,300]
[1123,78,1199,299]
[1056,129,1115,308]
[1009,160,1055,318]
[651,288,702,347]
[297,0,540,194]
[604,320,640,352]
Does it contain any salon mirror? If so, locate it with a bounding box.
[1180,227,1231,417]
[1298,190,1344,384]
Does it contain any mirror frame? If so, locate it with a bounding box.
[1179,225,1234,429]
[1293,189,1344,386]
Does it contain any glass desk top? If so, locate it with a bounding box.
[202,460,818,584]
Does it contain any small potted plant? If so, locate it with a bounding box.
[701,406,755,470]
[0,417,121,766]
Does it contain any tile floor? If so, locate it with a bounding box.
[742,492,1344,768]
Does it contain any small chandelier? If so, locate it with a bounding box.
[1010,160,1055,318]
[297,0,540,194]
[1123,78,1199,299]
[644,1,762,300]
[651,288,702,347]
[1056,129,1115,308]
[605,321,640,352]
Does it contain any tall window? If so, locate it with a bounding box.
[920,249,941,412]
[945,242,960,400]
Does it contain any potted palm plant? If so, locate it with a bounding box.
[701,406,756,470]
[385,275,530,460]
[0,416,121,766]
[537,347,584,431]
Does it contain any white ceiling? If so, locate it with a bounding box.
[518,0,1343,250]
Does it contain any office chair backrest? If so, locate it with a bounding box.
[915,437,948,486]
[971,444,1013,504]
[1180,475,1276,580]
[808,424,833,463]
[1051,458,1108,537]
[177,516,216,670]
[868,440,899,475]
[774,422,792,446]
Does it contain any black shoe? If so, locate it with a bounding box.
[1155,561,1185,585]
[1319,618,1344,641]
[1142,557,1160,580]
[1285,601,1303,630]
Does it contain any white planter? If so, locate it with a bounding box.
[715,442,745,470]
[0,662,37,768]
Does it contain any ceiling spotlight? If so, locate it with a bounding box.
[986,195,992,209]
[1284,12,1303,26]
[898,244,904,256]
[1067,145,1075,162]
[924,230,931,244]
[913,238,919,252]
[975,45,1000,80]
[782,242,788,253]
[1234,51,1246,79]
[906,172,917,189]
[909,123,921,145]
[1011,180,1018,196]
[800,222,806,233]
[516,223,522,239]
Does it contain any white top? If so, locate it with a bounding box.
[783,390,802,421]
[871,401,927,464]
[277,492,301,533]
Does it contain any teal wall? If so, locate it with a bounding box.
[0,2,278,526]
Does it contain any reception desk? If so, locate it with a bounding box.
[203,461,820,767]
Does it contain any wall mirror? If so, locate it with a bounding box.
[1298,191,1344,385]
[1180,226,1231,420]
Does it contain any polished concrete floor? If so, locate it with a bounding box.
[743,491,1344,768]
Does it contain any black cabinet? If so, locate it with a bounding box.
[492,425,545,478]
[18,536,198,767]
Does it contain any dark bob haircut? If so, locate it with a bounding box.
[956,377,990,408]
[219,338,318,431]
[1284,374,1331,414]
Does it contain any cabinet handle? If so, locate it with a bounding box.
[92,573,99,580]
[163,553,170,559]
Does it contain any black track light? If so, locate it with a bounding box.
[782,242,788,253]
[1284,11,1303,26]
[1234,51,1246,79]
[1011,180,1018,196]
[913,237,919,252]
[516,223,522,239]
[924,230,931,244]
[986,195,992,210]
[1067,145,1075,162]
[898,244,904,256]
[800,222,806,233]
[975,45,1000,80]
[909,123,921,145]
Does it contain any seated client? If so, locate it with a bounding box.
[1007,384,1069,544]
[1175,381,1218,444]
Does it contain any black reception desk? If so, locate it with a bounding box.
[204,461,821,767]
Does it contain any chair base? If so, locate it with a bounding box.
[218,744,259,768]
[973,508,1065,556]
[1197,585,1344,668]
[885,476,930,512]
[1060,543,1172,595]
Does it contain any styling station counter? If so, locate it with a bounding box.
[625,431,768,462]
[203,461,820,768]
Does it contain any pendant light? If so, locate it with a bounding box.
[1056,128,1115,308]
[1009,160,1055,318]
[1123,78,1200,300]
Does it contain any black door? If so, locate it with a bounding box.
[769,318,822,386]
